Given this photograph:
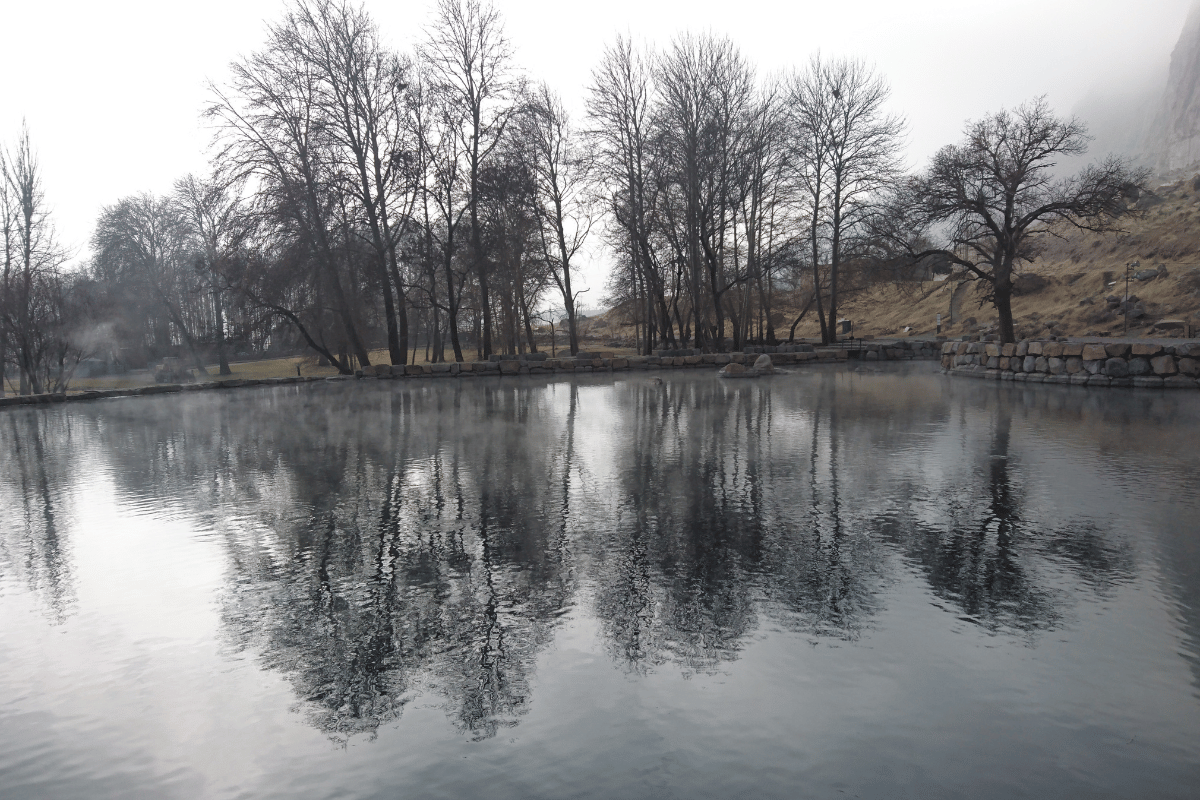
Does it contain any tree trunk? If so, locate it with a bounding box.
[379,260,404,366]
[442,220,465,362]
[321,258,371,367]
[994,275,1016,344]
[213,278,231,376]
[828,186,842,345]
[811,262,828,344]
[0,328,7,398]
[788,293,816,342]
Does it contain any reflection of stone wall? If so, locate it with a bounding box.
[0,342,943,408]
[942,339,1200,388]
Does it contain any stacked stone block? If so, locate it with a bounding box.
[941,339,1200,389]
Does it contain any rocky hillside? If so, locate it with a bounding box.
[1148,4,1200,175]
[793,175,1200,342]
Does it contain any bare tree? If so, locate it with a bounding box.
[285,0,417,366]
[2,125,71,394]
[520,83,591,355]
[586,35,671,353]
[790,55,904,344]
[93,194,213,376]
[207,22,373,369]
[896,97,1146,343]
[733,82,793,347]
[0,150,14,396]
[410,68,471,362]
[422,0,519,358]
[174,173,254,375]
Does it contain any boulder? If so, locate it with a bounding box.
[1042,342,1064,358]
[1178,357,1200,376]
[1151,319,1188,334]
[1127,357,1152,376]
[1104,358,1130,377]
[1082,344,1109,361]
[719,362,747,377]
[1131,343,1163,357]
[753,354,774,373]
[1012,273,1050,295]
[1151,354,1178,375]
[1105,343,1132,358]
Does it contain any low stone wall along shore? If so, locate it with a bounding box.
[941,339,1200,389]
[0,340,943,410]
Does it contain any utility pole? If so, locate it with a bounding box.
[1124,260,1137,337]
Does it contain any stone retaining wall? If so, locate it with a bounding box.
[0,340,942,410]
[941,339,1200,389]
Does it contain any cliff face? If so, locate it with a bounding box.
[1150,4,1200,174]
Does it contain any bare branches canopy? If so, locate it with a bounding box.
[886,97,1148,343]
[0,5,1149,393]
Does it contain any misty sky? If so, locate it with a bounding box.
[0,0,1193,298]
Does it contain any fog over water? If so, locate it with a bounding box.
[2,365,1198,798]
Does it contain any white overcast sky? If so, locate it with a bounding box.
[0,0,1194,297]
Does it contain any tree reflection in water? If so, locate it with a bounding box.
[0,371,1155,741]
[0,412,77,623]
[876,396,1133,635]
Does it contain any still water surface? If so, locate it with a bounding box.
[1,363,1199,799]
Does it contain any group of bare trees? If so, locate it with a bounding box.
[87,0,912,374]
[588,38,909,351]
[1,0,1148,394]
[0,125,76,397]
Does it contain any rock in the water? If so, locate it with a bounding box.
[753,354,774,373]
[719,362,747,377]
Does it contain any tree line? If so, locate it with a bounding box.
[0,0,1145,395]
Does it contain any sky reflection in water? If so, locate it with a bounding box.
[1,363,1199,799]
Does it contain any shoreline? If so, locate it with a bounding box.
[0,340,941,410]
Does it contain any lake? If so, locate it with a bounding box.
[2,363,1198,799]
